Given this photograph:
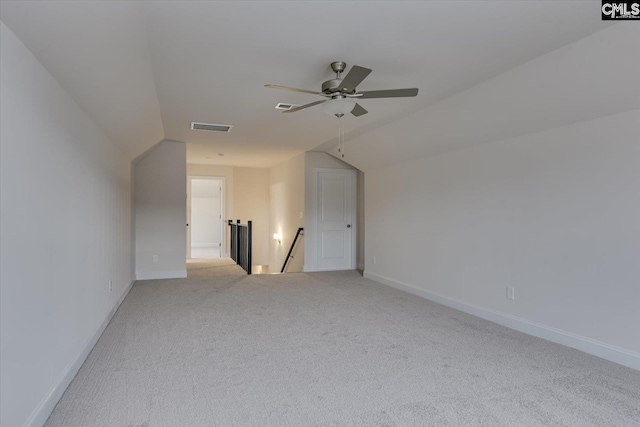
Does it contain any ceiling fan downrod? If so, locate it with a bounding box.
[331,61,347,80]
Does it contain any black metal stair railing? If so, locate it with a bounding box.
[281,228,304,273]
[228,219,252,274]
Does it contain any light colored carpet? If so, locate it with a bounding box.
[45,260,640,426]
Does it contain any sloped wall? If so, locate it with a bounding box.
[329,25,640,172]
[1,22,133,427]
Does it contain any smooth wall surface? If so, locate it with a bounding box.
[134,140,187,279]
[1,22,133,427]
[269,154,305,272]
[329,24,640,172]
[326,23,639,367]
[365,110,640,359]
[234,167,270,266]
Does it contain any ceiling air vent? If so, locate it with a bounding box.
[190,122,233,133]
[275,103,298,110]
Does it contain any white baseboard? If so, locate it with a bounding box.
[364,271,640,371]
[303,264,315,272]
[24,279,135,427]
[136,270,187,280]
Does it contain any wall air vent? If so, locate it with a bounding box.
[190,122,233,133]
[275,103,298,110]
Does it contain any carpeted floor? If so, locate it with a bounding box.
[45,260,640,426]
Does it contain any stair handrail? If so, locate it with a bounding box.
[281,228,304,273]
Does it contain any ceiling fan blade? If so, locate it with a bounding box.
[283,100,327,113]
[351,103,368,117]
[339,65,372,93]
[358,88,419,99]
[264,84,323,96]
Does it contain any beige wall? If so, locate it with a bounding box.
[269,153,305,272]
[135,140,187,279]
[187,164,270,265]
[234,167,270,266]
[188,155,362,272]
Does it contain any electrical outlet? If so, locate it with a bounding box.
[108,280,113,293]
[372,256,376,265]
[153,255,158,263]
[507,287,515,300]
[299,211,304,219]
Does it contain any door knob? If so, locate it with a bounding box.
[347,224,351,228]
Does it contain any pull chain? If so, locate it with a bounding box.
[337,117,341,156]
[336,115,345,158]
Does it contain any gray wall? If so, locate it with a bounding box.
[326,24,640,370]
[364,110,640,368]
[134,140,187,279]
[1,22,133,427]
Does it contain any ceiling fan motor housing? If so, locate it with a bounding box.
[322,79,344,95]
[322,61,351,96]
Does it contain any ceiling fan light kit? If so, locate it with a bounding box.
[322,98,356,117]
[265,61,419,118]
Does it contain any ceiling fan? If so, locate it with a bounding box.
[265,61,418,118]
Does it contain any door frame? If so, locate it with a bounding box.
[311,168,357,271]
[187,176,226,259]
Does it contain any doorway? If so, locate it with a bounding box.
[314,169,357,271]
[187,177,224,259]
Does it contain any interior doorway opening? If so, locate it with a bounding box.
[187,177,224,259]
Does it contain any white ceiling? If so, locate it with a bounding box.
[0,1,611,167]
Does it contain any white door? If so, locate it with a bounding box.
[188,178,223,259]
[316,170,356,271]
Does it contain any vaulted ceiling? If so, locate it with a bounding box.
[0,1,613,167]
